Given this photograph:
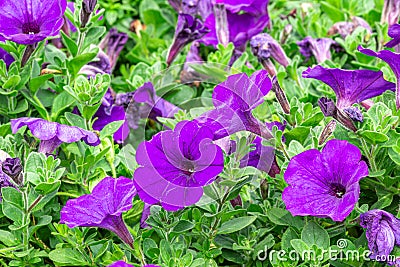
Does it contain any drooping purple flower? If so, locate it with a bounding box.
[133,120,224,211]
[303,65,396,110]
[0,0,67,45]
[328,16,372,38]
[80,0,97,28]
[297,37,337,63]
[11,118,100,154]
[98,28,128,71]
[250,33,290,68]
[381,0,400,27]
[200,0,270,50]
[2,157,23,186]
[133,82,181,123]
[360,209,400,263]
[195,70,273,140]
[282,139,368,222]
[0,36,14,67]
[93,90,130,143]
[167,14,210,66]
[358,46,400,109]
[386,24,400,50]
[60,177,136,247]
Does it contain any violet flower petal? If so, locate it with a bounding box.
[282,139,368,222]
[360,209,400,262]
[358,45,400,109]
[60,177,136,246]
[297,37,336,63]
[0,0,67,45]
[134,120,224,211]
[303,65,395,109]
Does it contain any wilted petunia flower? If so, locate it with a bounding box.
[60,177,136,246]
[2,157,23,186]
[282,139,368,222]
[133,120,224,211]
[0,0,67,45]
[98,28,128,71]
[195,70,273,140]
[80,0,97,28]
[297,36,337,63]
[386,24,400,50]
[360,209,400,263]
[250,33,290,68]
[167,14,210,65]
[11,118,100,154]
[381,0,400,27]
[358,46,400,109]
[303,65,395,122]
[328,16,372,38]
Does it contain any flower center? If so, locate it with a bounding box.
[328,183,346,198]
[22,22,40,35]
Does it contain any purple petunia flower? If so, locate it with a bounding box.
[360,209,400,263]
[386,24,400,51]
[60,177,136,247]
[282,139,368,222]
[303,65,395,111]
[195,70,273,140]
[328,16,372,38]
[2,157,23,186]
[358,46,400,109]
[98,28,129,72]
[133,120,224,211]
[0,0,67,45]
[11,117,100,154]
[250,33,290,68]
[167,14,210,66]
[200,0,270,51]
[297,37,337,63]
[381,0,400,27]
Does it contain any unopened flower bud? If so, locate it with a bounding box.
[2,157,23,186]
[319,120,336,145]
[272,77,290,114]
[80,0,97,28]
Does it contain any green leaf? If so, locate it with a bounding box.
[51,92,76,120]
[0,229,19,246]
[1,187,24,224]
[65,112,86,129]
[266,208,304,229]
[172,220,195,233]
[371,194,393,210]
[35,181,61,195]
[100,120,124,138]
[320,2,346,22]
[61,31,78,57]
[3,75,21,90]
[284,127,310,144]
[301,222,330,249]
[49,248,90,266]
[218,216,257,234]
[290,239,310,255]
[360,130,388,144]
[29,74,53,93]
[66,51,98,78]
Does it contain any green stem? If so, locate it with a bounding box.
[76,30,87,56]
[22,191,30,255]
